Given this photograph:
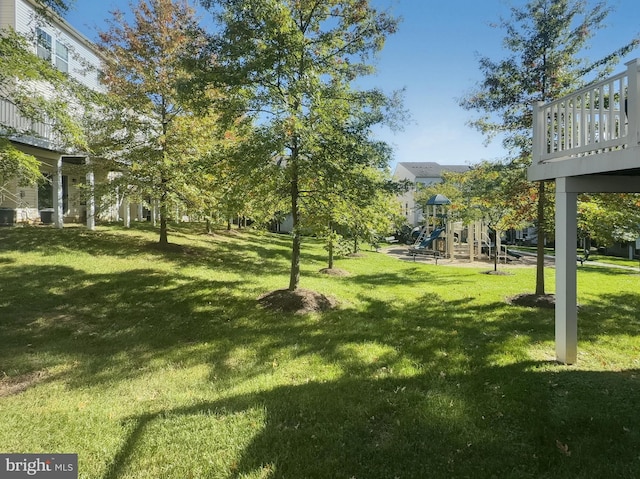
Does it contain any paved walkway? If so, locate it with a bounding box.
[381,245,640,272]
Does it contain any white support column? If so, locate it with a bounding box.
[152,201,158,226]
[86,158,95,231]
[53,156,64,229]
[123,198,131,228]
[555,177,578,364]
[137,204,144,222]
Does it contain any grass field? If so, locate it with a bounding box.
[1,224,639,478]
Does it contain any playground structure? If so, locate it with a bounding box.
[408,194,520,263]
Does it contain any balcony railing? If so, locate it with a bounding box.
[532,59,640,164]
[0,97,62,151]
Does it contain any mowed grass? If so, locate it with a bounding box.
[1,224,639,479]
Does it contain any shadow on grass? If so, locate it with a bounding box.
[0,224,329,281]
[0,262,255,387]
[2,227,640,477]
[578,292,640,340]
[103,364,640,479]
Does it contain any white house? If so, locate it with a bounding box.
[393,161,470,226]
[529,58,640,364]
[0,0,142,228]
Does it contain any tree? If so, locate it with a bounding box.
[97,0,217,244]
[460,0,638,293]
[578,193,640,248]
[201,0,403,291]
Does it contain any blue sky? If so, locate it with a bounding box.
[64,0,640,169]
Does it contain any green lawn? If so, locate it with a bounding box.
[1,224,640,478]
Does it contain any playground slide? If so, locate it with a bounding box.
[414,227,444,249]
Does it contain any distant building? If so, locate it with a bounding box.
[393,161,469,226]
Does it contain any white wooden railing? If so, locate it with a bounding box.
[533,58,640,164]
[0,97,60,150]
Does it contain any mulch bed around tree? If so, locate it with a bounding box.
[258,288,339,314]
[481,270,513,275]
[318,267,350,277]
[507,293,556,309]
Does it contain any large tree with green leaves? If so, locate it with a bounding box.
[460,0,638,294]
[578,193,640,248]
[97,0,218,244]
[200,0,403,291]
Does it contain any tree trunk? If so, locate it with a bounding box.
[327,221,335,269]
[159,214,168,245]
[535,180,546,295]
[159,178,169,245]
[288,152,300,291]
[328,240,334,270]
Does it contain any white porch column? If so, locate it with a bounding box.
[53,155,64,229]
[86,158,95,231]
[152,201,158,226]
[137,204,144,221]
[123,198,131,228]
[555,177,578,364]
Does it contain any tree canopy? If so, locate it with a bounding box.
[97,0,221,244]
[200,0,404,291]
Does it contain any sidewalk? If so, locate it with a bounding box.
[511,249,640,272]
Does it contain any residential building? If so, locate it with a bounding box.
[393,161,470,226]
[0,0,134,227]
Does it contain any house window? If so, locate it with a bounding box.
[36,28,52,61]
[36,28,69,73]
[55,41,68,73]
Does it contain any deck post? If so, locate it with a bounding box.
[626,59,640,147]
[532,101,545,163]
[53,155,64,229]
[555,177,578,364]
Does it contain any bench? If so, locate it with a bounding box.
[385,236,399,244]
[407,248,440,264]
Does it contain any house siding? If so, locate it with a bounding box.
[14,0,103,91]
[0,1,17,28]
[15,0,32,35]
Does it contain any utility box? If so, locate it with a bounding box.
[40,208,54,224]
[0,208,16,226]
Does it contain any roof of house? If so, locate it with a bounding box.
[396,162,470,179]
